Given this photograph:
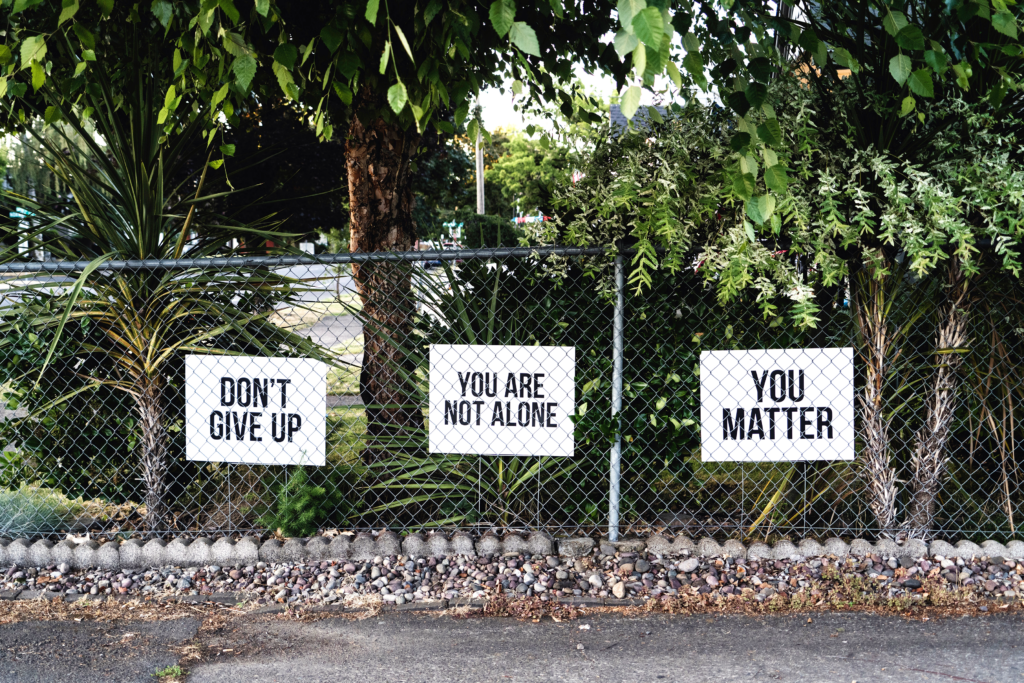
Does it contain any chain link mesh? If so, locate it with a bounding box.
[0,248,1019,542]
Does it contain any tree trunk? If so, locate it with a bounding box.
[851,264,899,535]
[137,377,170,533]
[346,103,424,462]
[906,261,970,538]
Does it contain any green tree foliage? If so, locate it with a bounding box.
[486,132,571,216]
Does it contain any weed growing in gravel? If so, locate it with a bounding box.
[153,665,185,678]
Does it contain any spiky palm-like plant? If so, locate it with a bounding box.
[0,70,338,532]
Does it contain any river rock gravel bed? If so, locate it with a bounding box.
[2,549,1021,608]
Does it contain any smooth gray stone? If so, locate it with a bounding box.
[305,536,331,561]
[141,539,167,567]
[0,539,8,567]
[7,539,31,567]
[426,532,451,557]
[28,539,53,568]
[73,540,100,569]
[185,538,214,567]
[326,535,350,560]
[929,540,956,558]
[501,533,528,556]
[51,540,77,568]
[259,539,284,564]
[823,538,850,557]
[349,533,377,561]
[96,541,120,570]
[1005,540,1024,559]
[670,536,696,554]
[210,538,239,567]
[697,538,725,557]
[722,539,746,559]
[849,539,874,557]
[872,538,902,557]
[376,531,401,558]
[645,535,673,555]
[798,539,825,557]
[475,534,501,556]
[166,538,192,567]
[451,532,475,556]
[770,540,799,560]
[902,538,929,558]
[527,531,554,556]
[402,533,428,559]
[277,538,308,563]
[120,539,145,569]
[612,538,646,553]
[747,542,773,560]
[980,540,1010,559]
[557,537,594,558]
[954,540,983,559]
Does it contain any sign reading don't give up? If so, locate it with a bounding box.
[185,356,326,466]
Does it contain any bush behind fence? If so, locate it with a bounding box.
[0,248,1020,543]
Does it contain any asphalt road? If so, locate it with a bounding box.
[1,610,1019,683]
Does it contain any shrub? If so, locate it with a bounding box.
[257,466,354,537]
[0,483,83,537]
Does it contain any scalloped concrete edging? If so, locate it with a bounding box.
[0,532,1021,570]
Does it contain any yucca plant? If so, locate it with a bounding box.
[355,259,581,529]
[0,69,339,532]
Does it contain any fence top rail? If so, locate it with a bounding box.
[0,246,610,273]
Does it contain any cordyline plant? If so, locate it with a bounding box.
[553,72,1024,537]
[0,70,339,532]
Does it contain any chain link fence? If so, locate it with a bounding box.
[0,247,1020,543]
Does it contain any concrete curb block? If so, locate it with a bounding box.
[1,532,1020,570]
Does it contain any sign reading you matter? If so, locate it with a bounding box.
[700,348,854,462]
[185,356,326,466]
[429,345,575,457]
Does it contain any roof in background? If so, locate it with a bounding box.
[609,104,670,134]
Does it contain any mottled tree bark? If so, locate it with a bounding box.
[851,264,899,535]
[906,262,970,538]
[137,377,169,533]
[346,103,424,462]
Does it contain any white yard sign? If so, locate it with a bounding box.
[700,348,855,462]
[185,356,326,466]
[429,345,575,457]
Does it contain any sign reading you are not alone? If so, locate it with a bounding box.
[185,356,327,466]
[700,348,855,462]
[429,345,576,457]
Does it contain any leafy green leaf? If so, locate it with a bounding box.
[97,0,113,16]
[682,52,706,90]
[489,0,516,38]
[219,144,236,157]
[12,0,44,13]
[764,165,789,193]
[832,47,861,73]
[952,62,970,89]
[883,10,909,36]
[320,27,344,54]
[511,79,523,95]
[632,7,664,50]
[908,67,934,97]
[682,32,699,53]
[209,159,225,170]
[666,60,681,88]
[387,82,408,113]
[20,36,47,67]
[744,82,767,108]
[620,85,641,119]
[59,0,80,26]
[889,54,911,86]
[614,29,640,58]
[255,0,270,16]
[509,22,540,56]
[729,132,751,151]
[733,172,755,200]
[756,118,783,145]
[333,80,353,105]
[424,0,443,25]
[150,0,172,27]
[218,0,240,24]
[211,82,230,108]
[232,54,257,90]
[744,221,757,242]
[273,44,298,70]
[394,25,414,62]
[746,194,776,225]
[0,46,12,66]
[900,94,916,116]
[727,90,751,116]
[748,56,773,83]
[31,61,45,91]
[923,49,948,74]
[73,24,95,49]
[379,42,391,74]
[798,29,826,66]
[617,0,646,28]
[365,0,380,24]
[894,25,925,50]
[993,11,1018,39]
[549,0,563,19]
[467,118,479,143]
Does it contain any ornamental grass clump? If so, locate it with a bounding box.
[0,483,83,537]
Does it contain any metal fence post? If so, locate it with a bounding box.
[609,254,624,542]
